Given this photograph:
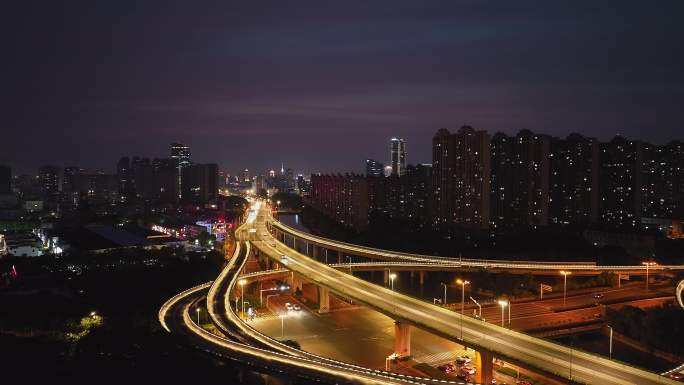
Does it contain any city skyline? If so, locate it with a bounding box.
[3,3,684,384]
[3,1,684,174]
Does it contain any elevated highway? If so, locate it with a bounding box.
[252,204,679,385]
[270,214,684,276]
[160,203,466,385]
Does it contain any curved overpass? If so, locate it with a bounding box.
[207,240,466,384]
[253,205,679,385]
[270,214,684,275]
[160,204,464,385]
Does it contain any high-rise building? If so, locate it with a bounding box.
[116,157,133,200]
[38,165,60,200]
[490,130,550,228]
[171,143,191,198]
[549,133,600,226]
[431,126,490,230]
[152,158,179,203]
[599,136,644,229]
[181,163,218,205]
[369,164,432,225]
[62,166,86,206]
[641,140,683,220]
[390,138,406,176]
[309,174,369,229]
[365,159,384,177]
[0,165,11,194]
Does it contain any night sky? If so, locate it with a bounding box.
[3,1,683,175]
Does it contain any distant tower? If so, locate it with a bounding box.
[365,159,384,177]
[390,138,406,176]
[171,143,191,198]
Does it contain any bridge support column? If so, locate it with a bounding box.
[394,321,411,357]
[289,273,303,292]
[419,271,426,286]
[312,244,320,260]
[337,251,342,264]
[474,350,494,385]
[383,270,390,287]
[318,286,330,314]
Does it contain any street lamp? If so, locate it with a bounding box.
[456,279,470,339]
[196,308,201,325]
[469,296,482,319]
[239,278,247,317]
[440,282,447,306]
[642,261,657,292]
[560,270,572,306]
[498,300,508,328]
[389,273,397,291]
[280,313,287,338]
[607,325,613,359]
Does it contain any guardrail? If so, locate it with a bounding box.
[271,218,684,272]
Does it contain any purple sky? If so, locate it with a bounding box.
[3,1,683,175]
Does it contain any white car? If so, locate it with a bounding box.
[285,302,294,311]
[293,304,301,311]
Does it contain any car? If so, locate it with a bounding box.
[456,355,472,365]
[461,366,476,375]
[593,293,604,300]
[293,304,301,311]
[285,302,293,311]
[438,363,455,373]
[280,255,288,263]
[669,373,682,380]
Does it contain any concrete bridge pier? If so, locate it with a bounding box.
[383,269,390,287]
[474,350,494,385]
[289,273,304,292]
[318,286,330,313]
[312,244,320,260]
[394,321,411,357]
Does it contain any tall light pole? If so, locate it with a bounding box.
[607,325,613,359]
[498,300,508,328]
[196,308,200,325]
[280,313,286,338]
[456,279,470,338]
[560,270,571,306]
[239,278,247,318]
[469,296,481,319]
[642,261,656,292]
[440,282,447,306]
[389,273,397,291]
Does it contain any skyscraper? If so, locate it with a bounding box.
[181,163,218,205]
[38,165,61,200]
[490,130,550,228]
[549,133,600,226]
[599,136,643,229]
[365,159,384,177]
[641,140,683,220]
[431,126,490,231]
[390,138,406,176]
[0,165,11,194]
[171,143,191,198]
